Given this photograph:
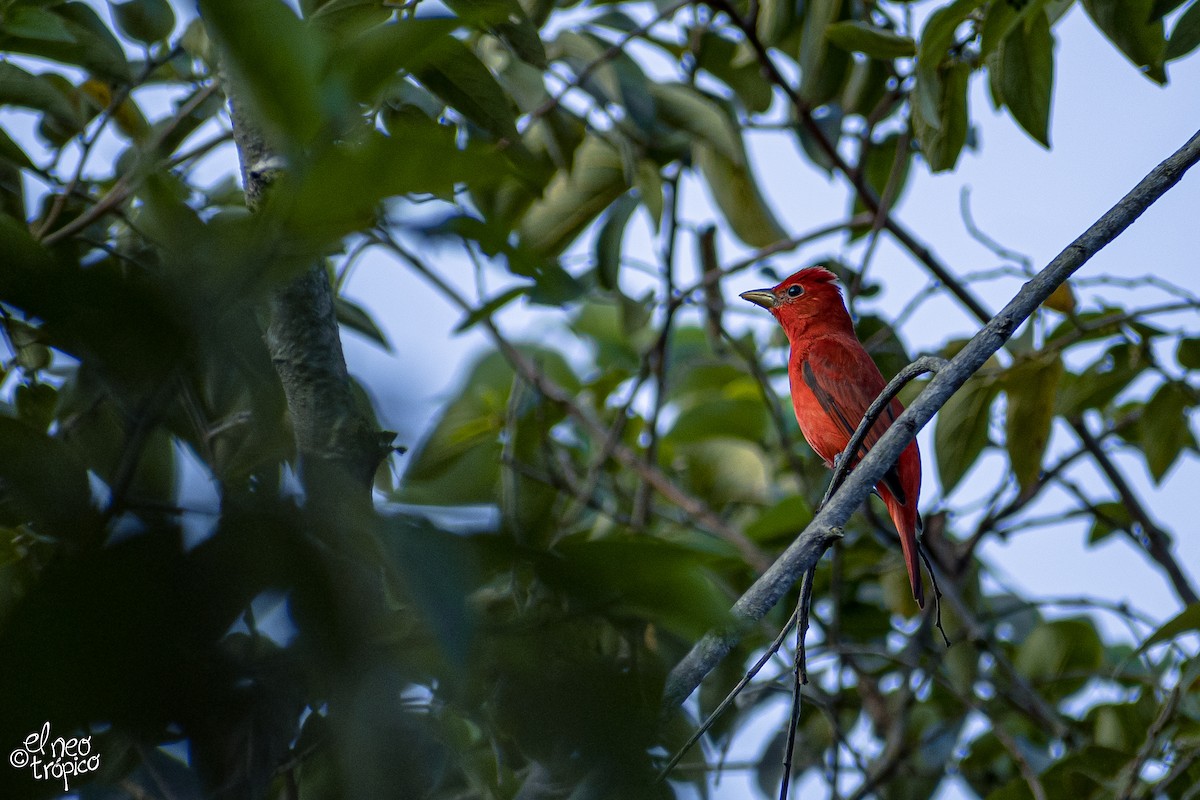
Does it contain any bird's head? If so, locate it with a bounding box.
[739,267,846,334]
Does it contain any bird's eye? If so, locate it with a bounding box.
[786,285,804,297]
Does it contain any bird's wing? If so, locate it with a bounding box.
[801,345,908,506]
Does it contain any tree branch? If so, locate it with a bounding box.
[661,126,1200,712]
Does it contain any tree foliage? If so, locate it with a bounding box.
[0,0,1198,798]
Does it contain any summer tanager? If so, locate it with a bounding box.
[741,267,924,607]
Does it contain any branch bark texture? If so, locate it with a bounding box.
[662,127,1200,712]
[219,69,383,493]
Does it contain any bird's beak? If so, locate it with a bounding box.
[739,289,777,310]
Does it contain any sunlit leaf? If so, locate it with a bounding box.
[519,134,627,256]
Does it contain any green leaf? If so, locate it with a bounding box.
[1081,0,1167,83]
[825,21,916,59]
[0,3,132,81]
[996,9,1055,147]
[1166,0,1200,59]
[695,140,787,248]
[0,125,34,170]
[1177,336,1200,369]
[935,375,999,494]
[519,135,627,256]
[911,60,971,172]
[1054,343,1149,415]
[650,83,743,165]
[199,0,327,151]
[109,0,176,44]
[1137,601,1200,652]
[594,191,637,291]
[634,160,663,229]
[3,6,77,43]
[914,0,986,129]
[0,63,82,131]
[443,0,546,68]
[335,296,390,351]
[1151,0,1190,20]
[797,0,851,105]
[1004,353,1063,494]
[417,36,521,145]
[679,438,771,506]
[1139,381,1197,482]
[15,383,57,433]
[0,416,97,537]
[454,286,526,332]
[851,132,912,232]
[1087,501,1132,545]
[695,32,773,114]
[1014,618,1103,696]
[746,495,813,544]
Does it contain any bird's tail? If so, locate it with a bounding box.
[882,492,925,609]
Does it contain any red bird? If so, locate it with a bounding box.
[741,267,924,608]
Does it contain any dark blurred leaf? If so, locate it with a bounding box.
[695,31,773,114]
[417,36,522,146]
[826,21,916,59]
[595,191,638,291]
[1137,600,1200,652]
[200,0,328,151]
[1177,336,1200,369]
[696,139,787,248]
[651,83,743,164]
[0,126,34,171]
[745,494,813,544]
[519,134,627,256]
[0,417,97,537]
[1166,0,1200,59]
[1004,353,1063,494]
[3,6,76,43]
[1081,0,1167,83]
[335,296,391,351]
[666,398,768,444]
[797,0,850,105]
[443,0,547,67]
[1139,380,1196,481]
[14,383,57,434]
[550,536,731,637]
[1151,0,1190,20]
[1014,618,1103,702]
[0,3,132,81]
[110,0,176,44]
[0,63,83,131]
[851,132,912,234]
[935,375,999,494]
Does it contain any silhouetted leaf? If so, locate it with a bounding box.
[1166,0,1200,59]
[1140,381,1196,481]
